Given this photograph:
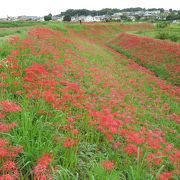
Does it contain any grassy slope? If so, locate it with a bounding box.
[108,33,180,86]
[131,24,180,42]
[0,22,179,179]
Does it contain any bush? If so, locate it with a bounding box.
[156,22,169,28]
[156,32,169,40]
[156,32,180,42]
[169,34,179,42]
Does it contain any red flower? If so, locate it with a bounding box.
[159,172,172,180]
[38,154,52,167]
[125,144,138,155]
[0,113,5,119]
[2,161,16,171]
[0,174,15,180]
[102,160,115,170]
[0,122,17,132]
[113,141,121,150]
[63,138,78,148]
[0,147,8,158]
[33,153,53,180]
[0,138,8,147]
[0,101,21,113]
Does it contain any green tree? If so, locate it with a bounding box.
[63,14,71,22]
[44,13,52,21]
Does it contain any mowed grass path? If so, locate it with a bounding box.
[0,23,179,179]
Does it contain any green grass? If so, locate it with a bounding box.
[0,21,43,28]
[0,27,29,39]
[67,23,86,32]
[131,23,180,42]
[45,22,68,33]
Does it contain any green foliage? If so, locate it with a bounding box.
[156,22,169,28]
[59,8,166,17]
[156,31,169,40]
[133,23,180,42]
[63,14,71,22]
[166,13,180,20]
[44,13,52,21]
[60,8,122,17]
[155,31,180,42]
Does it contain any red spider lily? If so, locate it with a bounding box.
[113,141,121,150]
[0,122,17,133]
[0,101,21,113]
[2,161,16,171]
[33,153,53,180]
[63,138,79,148]
[158,172,172,180]
[0,174,16,180]
[9,36,20,45]
[169,113,180,124]
[0,138,9,147]
[71,129,79,135]
[125,144,138,156]
[0,147,8,158]
[102,160,115,170]
[0,113,5,119]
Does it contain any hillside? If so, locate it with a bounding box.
[0,22,179,179]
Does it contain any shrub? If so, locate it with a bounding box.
[156,32,180,42]
[156,32,169,40]
[156,22,169,28]
[169,34,179,42]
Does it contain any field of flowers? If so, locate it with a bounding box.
[109,33,180,86]
[0,23,179,179]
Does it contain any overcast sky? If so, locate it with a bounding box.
[0,0,180,18]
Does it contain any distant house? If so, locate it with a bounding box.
[17,15,38,21]
[143,10,161,17]
[0,18,7,21]
[93,16,101,22]
[112,13,122,21]
[78,15,86,22]
[52,16,59,21]
[172,20,180,24]
[7,16,18,21]
[84,15,94,22]
[37,17,45,22]
[134,11,144,16]
[129,16,136,21]
[113,12,123,16]
[52,16,63,21]
[71,16,79,22]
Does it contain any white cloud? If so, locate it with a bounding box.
[0,0,180,18]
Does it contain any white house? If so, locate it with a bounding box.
[84,15,94,22]
[112,13,122,20]
[93,16,101,22]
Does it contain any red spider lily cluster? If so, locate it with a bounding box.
[0,100,22,179]
[33,154,53,180]
[0,25,179,179]
[110,33,180,86]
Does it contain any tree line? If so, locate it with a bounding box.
[58,8,169,17]
[44,8,180,21]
